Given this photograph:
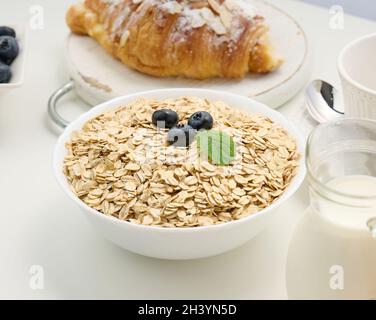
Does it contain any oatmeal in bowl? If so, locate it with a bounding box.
[54,89,305,259]
[63,97,299,228]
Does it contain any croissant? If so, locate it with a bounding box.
[66,0,282,79]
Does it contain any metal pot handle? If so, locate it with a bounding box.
[47,80,75,130]
[368,218,376,239]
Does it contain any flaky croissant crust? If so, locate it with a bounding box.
[66,0,282,79]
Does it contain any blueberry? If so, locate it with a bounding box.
[0,26,16,38]
[0,36,19,65]
[152,109,179,129]
[167,125,196,147]
[0,63,11,83]
[188,111,214,130]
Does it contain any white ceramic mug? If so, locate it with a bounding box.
[338,33,376,120]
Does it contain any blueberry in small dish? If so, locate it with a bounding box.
[167,124,196,147]
[0,26,16,38]
[0,36,19,65]
[188,111,214,130]
[152,109,179,129]
[0,62,11,83]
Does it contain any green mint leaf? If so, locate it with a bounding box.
[196,130,236,166]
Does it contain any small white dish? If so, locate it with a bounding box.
[0,24,26,89]
[53,89,306,260]
[338,33,376,120]
[47,0,311,130]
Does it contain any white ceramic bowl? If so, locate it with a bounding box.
[0,24,26,89]
[53,89,306,260]
[338,33,376,120]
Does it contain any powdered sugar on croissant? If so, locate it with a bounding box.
[66,0,282,79]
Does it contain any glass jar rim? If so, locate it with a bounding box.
[306,118,376,202]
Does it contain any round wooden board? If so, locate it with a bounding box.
[66,0,309,108]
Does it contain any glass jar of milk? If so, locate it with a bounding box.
[286,119,376,300]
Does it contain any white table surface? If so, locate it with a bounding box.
[0,0,375,300]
